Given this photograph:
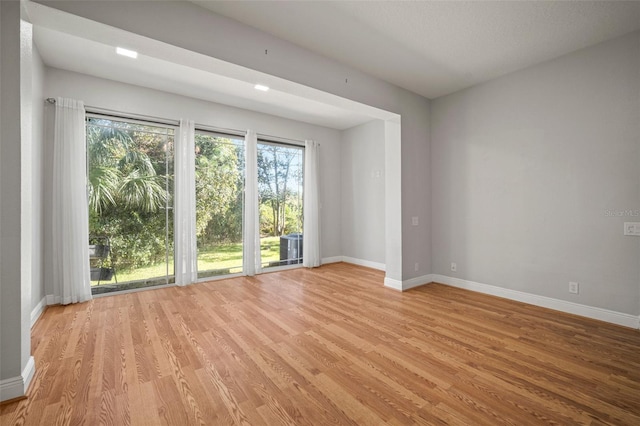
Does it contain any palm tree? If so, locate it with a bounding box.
[86,118,168,214]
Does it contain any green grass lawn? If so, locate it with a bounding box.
[92,236,283,285]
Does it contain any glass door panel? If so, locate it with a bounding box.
[86,116,175,294]
[257,142,304,269]
[194,132,245,278]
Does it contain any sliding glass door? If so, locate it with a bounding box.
[86,116,175,293]
[257,141,304,269]
[194,131,245,278]
[86,119,305,292]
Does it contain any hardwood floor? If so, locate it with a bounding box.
[2,263,640,425]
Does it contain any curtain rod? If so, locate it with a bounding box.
[47,98,312,146]
[47,98,178,127]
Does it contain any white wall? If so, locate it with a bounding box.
[431,31,640,316]
[36,0,432,283]
[31,44,45,313]
[0,1,35,401]
[19,19,34,364]
[0,0,23,389]
[43,67,343,295]
[340,120,386,267]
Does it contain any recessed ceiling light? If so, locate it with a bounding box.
[254,84,270,92]
[116,47,138,59]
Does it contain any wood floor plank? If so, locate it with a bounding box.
[3,263,640,425]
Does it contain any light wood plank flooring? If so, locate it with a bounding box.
[2,263,640,425]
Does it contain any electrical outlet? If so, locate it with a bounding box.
[414,262,419,272]
[569,281,579,294]
[412,216,419,226]
[451,262,457,272]
[624,222,640,236]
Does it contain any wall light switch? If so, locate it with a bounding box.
[412,216,419,226]
[624,222,640,236]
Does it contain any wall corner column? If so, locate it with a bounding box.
[0,0,35,402]
[384,119,403,290]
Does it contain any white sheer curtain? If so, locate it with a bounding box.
[52,97,92,304]
[243,130,261,276]
[174,119,198,286]
[303,139,321,268]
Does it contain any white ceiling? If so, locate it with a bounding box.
[194,0,640,99]
[28,2,390,130]
[35,27,380,129]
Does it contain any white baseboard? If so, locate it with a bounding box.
[383,274,433,291]
[46,294,57,305]
[431,274,640,329]
[0,356,35,402]
[30,297,47,328]
[322,256,386,271]
[321,256,343,265]
[401,274,435,291]
[342,256,385,271]
[383,277,403,291]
